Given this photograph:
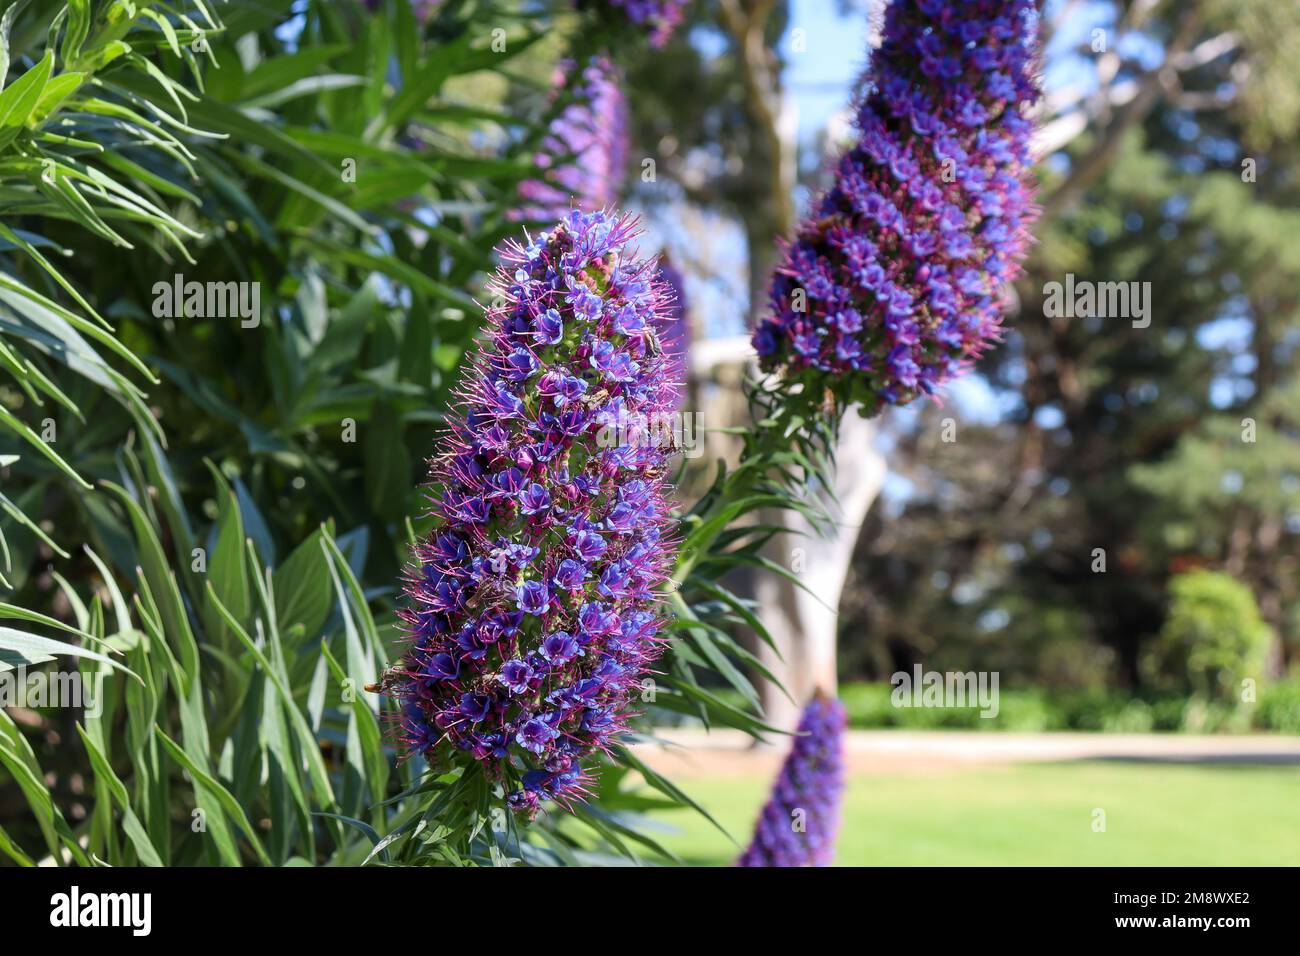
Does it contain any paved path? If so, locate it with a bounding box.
[631,728,1300,777]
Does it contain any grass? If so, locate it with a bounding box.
[646,761,1300,866]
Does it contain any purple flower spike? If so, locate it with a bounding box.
[515,56,629,223]
[738,696,846,867]
[752,0,1041,416]
[388,210,681,813]
[604,0,686,47]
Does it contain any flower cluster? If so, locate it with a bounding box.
[738,697,846,867]
[751,0,1040,415]
[655,258,689,411]
[387,210,680,813]
[515,56,629,224]
[604,0,686,47]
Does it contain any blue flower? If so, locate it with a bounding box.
[519,483,551,515]
[573,529,607,562]
[499,659,534,694]
[516,718,558,755]
[458,693,491,723]
[554,559,590,592]
[541,631,581,665]
[534,308,564,345]
[516,580,552,616]
[423,653,459,682]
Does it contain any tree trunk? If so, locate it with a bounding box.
[754,408,886,732]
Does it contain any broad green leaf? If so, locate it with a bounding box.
[0,1,33,95]
[205,582,336,806]
[0,49,51,128]
[364,400,411,522]
[272,525,333,641]
[30,72,84,123]
[0,625,134,676]
[202,472,251,649]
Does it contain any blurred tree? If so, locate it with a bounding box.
[1142,569,1271,702]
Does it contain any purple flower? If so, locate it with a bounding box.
[458,693,491,723]
[554,558,590,591]
[499,659,534,694]
[519,483,551,515]
[573,529,608,562]
[423,653,459,682]
[541,631,581,665]
[517,718,558,754]
[752,0,1040,416]
[387,211,680,814]
[516,580,552,616]
[534,308,564,345]
[738,697,846,868]
[504,348,538,381]
[514,56,629,223]
[602,0,686,47]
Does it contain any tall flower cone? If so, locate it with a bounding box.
[515,56,630,224]
[382,210,681,813]
[738,695,847,867]
[752,0,1041,419]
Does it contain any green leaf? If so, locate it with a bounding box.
[272,525,334,640]
[60,0,92,66]
[205,582,336,807]
[242,44,349,99]
[321,642,388,809]
[30,72,84,123]
[100,482,201,683]
[0,709,90,865]
[76,725,164,866]
[0,404,92,490]
[156,728,273,866]
[0,820,35,866]
[364,400,411,522]
[0,49,51,128]
[614,744,739,848]
[202,473,251,648]
[0,625,134,676]
[0,1,32,96]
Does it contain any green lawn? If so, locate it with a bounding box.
[646,761,1300,866]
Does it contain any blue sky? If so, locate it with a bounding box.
[781,0,875,144]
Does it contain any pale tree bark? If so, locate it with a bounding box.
[754,407,886,732]
[689,338,886,734]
